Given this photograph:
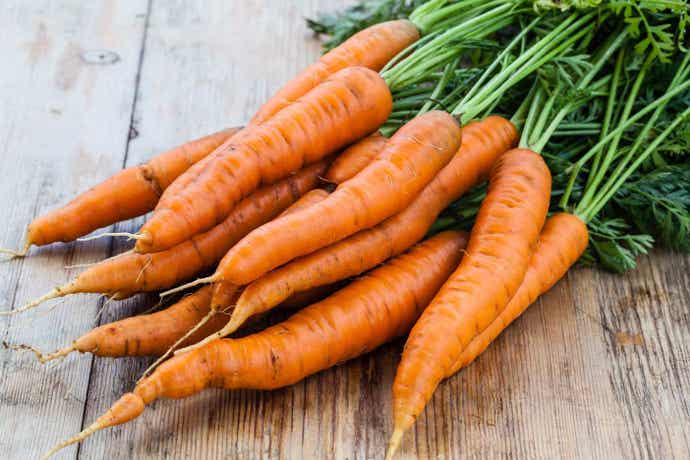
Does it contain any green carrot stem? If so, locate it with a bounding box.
[558,78,690,209]
[587,46,625,183]
[529,29,628,152]
[383,3,515,89]
[519,85,544,147]
[458,14,596,122]
[529,85,561,148]
[457,16,541,109]
[578,52,655,211]
[509,81,537,129]
[580,106,690,221]
[412,0,508,34]
[380,32,438,74]
[418,58,458,115]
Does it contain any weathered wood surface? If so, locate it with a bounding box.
[0,1,688,459]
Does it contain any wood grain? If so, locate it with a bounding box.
[0,1,688,459]
[0,1,149,459]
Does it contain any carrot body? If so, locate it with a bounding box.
[211,111,462,290]
[390,149,552,451]
[452,213,589,372]
[137,67,392,253]
[68,287,227,358]
[250,20,419,125]
[324,132,388,184]
[208,188,331,310]
[277,189,330,217]
[50,161,328,299]
[47,278,342,361]
[25,127,239,247]
[225,117,517,335]
[67,232,467,441]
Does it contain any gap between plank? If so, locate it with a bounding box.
[75,1,153,458]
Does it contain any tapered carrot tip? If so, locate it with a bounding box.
[173,331,219,356]
[0,240,30,259]
[385,428,404,460]
[2,342,75,363]
[0,282,74,316]
[138,306,218,382]
[38,345,78,363]
[175,309,242,356]
[77,231,146,242]
[159,275,216,298]
[65,249,134,269]
[41,392,145,460]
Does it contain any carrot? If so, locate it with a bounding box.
[250,20,419,125]
[29,286,225,361]
[166,111,461,353]
[8,161,328,315]
[152,19,417,221]
[135,66,393,253]
[208,116,517,338]
[43,231,467,457]
[277,189,330,217]
[28,276,341,363]
[387,148,552,458]
[0,127,240,257]
[324,132,388,185]
[156,181,333,363]
[451,213,589,372]
[275,282,343,310]
[209,110,461,288]
[135,22,418,254]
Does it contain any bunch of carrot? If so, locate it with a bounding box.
[1,0,689,458]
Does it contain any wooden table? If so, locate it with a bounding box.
[1,1,688,459]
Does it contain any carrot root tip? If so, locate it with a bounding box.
[39,345,78,363]
[41,418,107,460]
[137,310,214,383]
[385,428,404,460]
[65,249,134,269]
[173,330,220,356]
[0,285,70,316]
[77,231,145,242]
[159,276,216,298]
[43,392,145,459]
[1,342,63,363]
[176,309,242,356]
[0,245,29,259]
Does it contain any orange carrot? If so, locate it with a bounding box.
[9,162,328,315]
[43,231,467,457]
[210,116,516,337]
[250,20,419,125]
[29,278,341,363]
[158,180,333,361]
[135,66,392,253]
[388,148,552,458]
[209,111,461,289]
[1,127,240,257]
[451,213,589,372]
[324,132,388,185]
[30,287,226,361]
[275,282,343,310]
[277,189,330,217]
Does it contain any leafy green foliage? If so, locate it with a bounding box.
[533,0,689,62]
[306,0,428,52]
[311,0,689,274]
[587,217,655,272]
[614,164,690,251]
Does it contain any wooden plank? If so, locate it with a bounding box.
[76,1,690,459]
[2,1,689,459]
[0,1,150,459]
